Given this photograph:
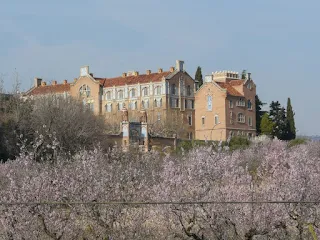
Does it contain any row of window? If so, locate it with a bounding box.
[201,115,220,126]
[170,98,194,109]
[200,113,253,127]
[79,84,194,103]
[105,86,162,100]
[230,112,253,126]
[229,98,252,109]
[105,99,163,112]
[230,131,254,138]
[170,84,193,96]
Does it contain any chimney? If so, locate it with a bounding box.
[122,73,127,78]
[247,72,251,80]
[176,60,184,72]
[158,68,163,73]
[146,70,151,75]
[41,81,47,87]
[34,78,42,87]
[52,80,57,85]
[134,71,139,76]
[89,73,94,77]
[63,80,68,85]
[169,66,175,73]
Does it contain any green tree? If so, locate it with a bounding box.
[195,66,203,88]
[255,95,266,134]
[260,113,274,136]
[286,97,296,140]
[269,101,289,140]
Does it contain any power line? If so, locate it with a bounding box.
[1,201,320,206]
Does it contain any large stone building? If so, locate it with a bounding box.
[195,71,256,141]
[26,62,257,142]
[27,60,197,139]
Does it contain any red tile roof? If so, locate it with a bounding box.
[95,72,170,87]
[216,82,243,96]
[229,79,245,86]
[28,84,70,95]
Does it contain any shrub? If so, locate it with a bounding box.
[287,137,307,148]
[229,136,250,151]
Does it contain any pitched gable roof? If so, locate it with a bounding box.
[27,83,71,95]
[95,72,170,88]
[216,82,243,97]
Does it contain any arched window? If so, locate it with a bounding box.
[79,85,91,97]
[155,86,162,95]
[247,100,252,109]
[154,98,162,108]
[142,87,149,96]
[105,91,112,100]
[130,88,136,98]
[117,90,124,99]
[129,101,137,110]
[237,113,245,123]
[142,100,149,109]
[105,103,112,112]
[117,102,124,111]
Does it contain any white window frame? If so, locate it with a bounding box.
[237,113,245,123]
[229,100,233,108]
[207,95,212,111]
[79,84,91,97]
[130,88,136,98]
[247,100,252,110]
[106,91,112,100]
[155,86,162,95]
[117,90,124,100]
[214,115,219,125]
[142,87,149,97]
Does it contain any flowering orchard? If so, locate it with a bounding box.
[1,139,320,239]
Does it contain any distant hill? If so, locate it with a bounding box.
[298,135,320,141]
[310,136,320,141]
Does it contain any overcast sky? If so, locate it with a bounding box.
[1,0,319,136]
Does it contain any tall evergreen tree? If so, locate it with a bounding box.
[260,113,274,136]
[269,101,289,140]
[255,95,266,134]
[286,97,296,140]
[195,66,203,88]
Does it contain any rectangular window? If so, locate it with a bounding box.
[191,100,194,109]
[214,115,219,125]
[230,111,234,124]
[106,103,112,112]
[202,116,205,126]
[176,99,179,108]
[188,132,193,140]
[229,100,233,108]
[207,95,212,111]
[248,116,252,126]
[188,115,192,126]
[185,99,187,109]
[157,112,161,121]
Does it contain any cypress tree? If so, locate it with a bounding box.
[286,97,296,140]
[195,66,203,87]
[255,95,266,134]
